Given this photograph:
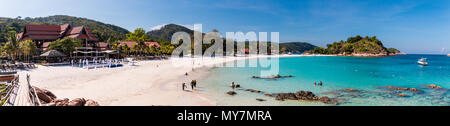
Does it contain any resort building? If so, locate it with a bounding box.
[17,24,99,52]
[118,41,161,48]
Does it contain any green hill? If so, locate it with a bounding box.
[147,24,317,54]
[147,24,194,42]
[0,15,130,42]
[279,42,317,54]
[305,35,401,57]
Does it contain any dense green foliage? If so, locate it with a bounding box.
[279,42,317,54]
[1,31,38,62]
[147,24,317,54]
[147,24,194,42]
[387,48,401,54]
[48,38,82,55]
[0,15,130,42]
[305,35,399,55]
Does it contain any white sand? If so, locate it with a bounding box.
[18,54,303,106]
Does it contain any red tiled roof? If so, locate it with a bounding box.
[26,24,60,32]
[144,42,161,48]
[119,41,138,47]
[85,28,98,41]
[41,42,51,48]
[119,41,161,48]
[40,42,52,51]
[19,24,98,42]
[97,42,109,48]
[68,26,83,35]
[60,24,69,31]
[60,24,70,35]
[29,35,60,40]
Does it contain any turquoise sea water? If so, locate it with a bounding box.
[200,55,450,106]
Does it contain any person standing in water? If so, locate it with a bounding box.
[231,81,236,91]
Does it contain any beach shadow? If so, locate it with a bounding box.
[183,90,192,92]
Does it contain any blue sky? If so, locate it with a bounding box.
[0,0,449,54]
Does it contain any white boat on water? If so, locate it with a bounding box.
[417,58,428,66]
[447,54,450,56]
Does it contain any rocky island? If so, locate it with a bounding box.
[304,35,404,57]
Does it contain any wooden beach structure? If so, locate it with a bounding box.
[1,74,40,106]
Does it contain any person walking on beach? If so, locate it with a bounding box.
[319,81,323,86]
[193,80,197,88]
[182,83,187,91]
[190,80,195,90]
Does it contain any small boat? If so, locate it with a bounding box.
[417,58,428,66]
[447,54,450,56]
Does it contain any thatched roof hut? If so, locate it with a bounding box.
[40,50,66,57]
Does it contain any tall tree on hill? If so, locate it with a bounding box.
[126,28,149,56]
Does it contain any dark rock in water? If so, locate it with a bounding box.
[409,88,419,92]
[245,89,262,93]
[256,98,266,102]
[275,95,284,101]
[226,91,237,96]
[272,90,338,104]
[396,93,408,97]
[295,91,319,100]
[386,86,409,91]
[235,84,241,88]
[264,94,273,97]
[385,86,421,92]
[318,96,338,104]
[251,74,293,79]
[343,88,359,92]
[424,84,443,89]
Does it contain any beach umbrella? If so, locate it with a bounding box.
[40,50,67,57]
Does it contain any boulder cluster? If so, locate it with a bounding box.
[245,89,263,93]
[386,86,419,92]
[33,86,100,106]
[424,84,443,89]
[226,91,237,96]
[268,90,338,104]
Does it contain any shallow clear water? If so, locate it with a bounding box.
[200,55,450,106]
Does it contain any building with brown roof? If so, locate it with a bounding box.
[119,41,161,48]
[18,24,99,52]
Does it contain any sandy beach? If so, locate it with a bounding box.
[17,54,304,106]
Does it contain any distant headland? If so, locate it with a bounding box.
[304,35,405,57]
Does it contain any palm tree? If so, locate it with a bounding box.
[4,31,21,61]
[20,40,37,63]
